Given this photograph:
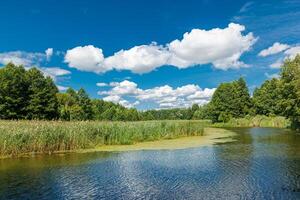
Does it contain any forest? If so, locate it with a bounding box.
[0,55,299,128]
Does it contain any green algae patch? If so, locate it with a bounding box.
[79,128,236,153]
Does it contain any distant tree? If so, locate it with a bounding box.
[101,107,116,120]
[91,99,106,120]
[193,104,210,119]
[234,77,252,117]
[77,88,93,120]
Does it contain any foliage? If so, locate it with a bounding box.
[212,115,290,128]
[207,77,252,122]
[0,63,59,120]
[1,56,300,127]
[252,78,283,116]
[25,68,59,119]
[280,55,300,128]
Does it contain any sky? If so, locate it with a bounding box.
[0,0,299,110]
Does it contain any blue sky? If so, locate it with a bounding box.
[0,0,299,109]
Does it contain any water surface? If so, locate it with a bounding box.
[0,128,300,199]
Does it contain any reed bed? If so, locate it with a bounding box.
[213,115,290,128]
[0,120,207,157]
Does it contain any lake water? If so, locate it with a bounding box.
[0,128,300,199]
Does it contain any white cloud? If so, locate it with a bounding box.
[265,72,280,79]
[103,43,170,74]
[270,58,283,69]
[45,48,53,61]
[41,67,71,80]
[284,46,300,59]
[103,95,121,104]
[64,45,110,73]
[96,82,108,87]
[268,44,300,68]
[42,67,71,77]
[57,85,69,91]
[0,51,45,66]
[65,23,256,74]
[0,48,57,67]
[187,88,216,100]
[98,80,216,109]
[239,1,254,13]
[258,42,290,57]
[119,100,140,108]
[168,23,256,70]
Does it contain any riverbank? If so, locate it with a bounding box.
[212,115,290,128]
[0,120,210,158]
[0,127,235,159]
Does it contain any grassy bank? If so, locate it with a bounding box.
[212,115,290,128]
[0,120,209,158]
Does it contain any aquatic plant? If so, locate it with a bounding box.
[212,115,290,128]
[0,120,207,157]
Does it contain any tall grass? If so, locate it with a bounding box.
[0,120,207,157]
[213,115,290,128]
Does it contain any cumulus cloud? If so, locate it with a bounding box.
[65,23,256,74]
[45,48,54,61]
[103,43,170,73]
[98,80,216,109]
[258,42,290,57]
[64,45,110,73]
[168,23,256,69]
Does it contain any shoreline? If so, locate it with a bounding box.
[0,128,236,159]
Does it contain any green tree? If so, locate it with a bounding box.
[77,88,93,120]
[25,68,59,119]
[0,63,29,119]
[234,77,252,117]
[208,78,251,122]
[253,78,283,116]
[280,55,300,128]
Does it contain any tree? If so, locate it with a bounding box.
[77,88,93,120]
[234,78,252,117]
[25,68,59,119]
[193,104,210,119]
[0,63,29,119]
[253,78,283,116]
[280,55,300,128]
[207,78,251,122]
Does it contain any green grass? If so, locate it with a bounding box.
[212,115,290,128]
[0,120,209,157]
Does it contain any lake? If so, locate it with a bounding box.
[0,127,299,199]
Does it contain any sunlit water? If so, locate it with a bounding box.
[0,128,300,199]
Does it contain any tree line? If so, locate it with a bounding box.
[0,63,139,121]
[0,55,299,126]
[201,55,300,128]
